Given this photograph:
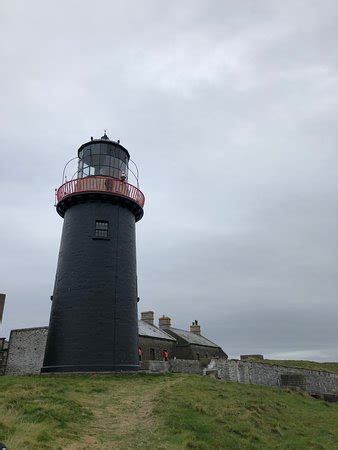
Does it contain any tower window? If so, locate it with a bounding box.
[95,220,109,238]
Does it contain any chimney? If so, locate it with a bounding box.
[159,315,171,329]
[190,320,201,335]
[141,311,154,325]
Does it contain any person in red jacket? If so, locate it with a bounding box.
[162,349,169,361]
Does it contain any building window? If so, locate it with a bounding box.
[95,220,109,238]
[196,353,200,360]
[150,348,155,360]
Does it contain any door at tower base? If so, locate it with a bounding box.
[41,201,140,373]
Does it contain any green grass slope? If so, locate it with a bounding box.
[0,374,337,449]
[262,359,338,374]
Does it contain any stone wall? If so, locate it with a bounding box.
[169,359,203,375]
[207,359,338,395]
[189,344,226,361]
[0,338,8,375]
[147,361,170,373]
[240,354,264,361]
[143,359,203,375]
[6,327,48,375]
[173,344,226,361]
[138,336,175,362]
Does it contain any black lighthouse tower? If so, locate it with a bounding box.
[42,133,145,373]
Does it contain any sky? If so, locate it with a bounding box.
[0,0,337,361]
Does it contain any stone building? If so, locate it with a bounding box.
[138,312,227,362]
[138,311,176,361]
[158,316,227,361]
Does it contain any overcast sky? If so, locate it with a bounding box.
[1,0,337,361]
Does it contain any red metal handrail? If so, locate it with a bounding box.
[56,176,145,208]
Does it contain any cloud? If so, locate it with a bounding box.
[0,0,337,361]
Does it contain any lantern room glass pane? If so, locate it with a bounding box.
[100,155,110,166]
[100,143,109,154]
[91,154,100,166]
[83,147,91,159]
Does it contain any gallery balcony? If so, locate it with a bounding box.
[55,176,145,221]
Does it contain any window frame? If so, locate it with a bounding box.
[93,220,110,240]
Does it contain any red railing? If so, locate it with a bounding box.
[56,176,145,208]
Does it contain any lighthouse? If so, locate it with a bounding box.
[41,133,145,373]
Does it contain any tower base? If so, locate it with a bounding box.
[41,364,140,373]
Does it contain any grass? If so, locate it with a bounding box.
[0,374,337,449]
[261,360,338,374]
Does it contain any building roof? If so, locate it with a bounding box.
[138,320,176,341]
[77,137,130,158]
[7,323,218,348]
[165,327,220,348]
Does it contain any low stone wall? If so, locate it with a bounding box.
[145,359,203,374]
[169,359,203,375]
[207,359,338,395]
[147,361,169,373]
[6,327,48,375]
[0,338,8,375]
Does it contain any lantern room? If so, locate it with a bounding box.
[77,133,130,180]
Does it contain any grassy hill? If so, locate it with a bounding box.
[262,359,338,374]
[0,373,337,449]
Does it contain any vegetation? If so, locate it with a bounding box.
[0,373,337,449]
[262,359,338,374]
